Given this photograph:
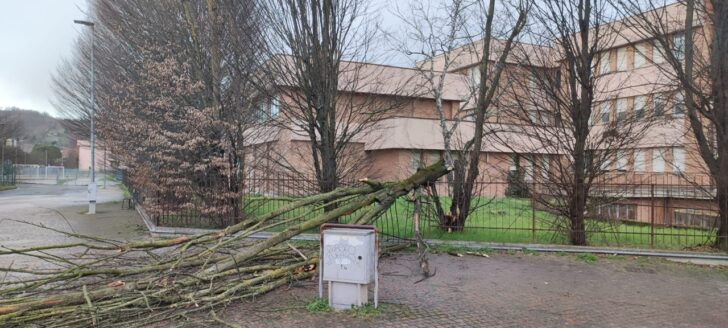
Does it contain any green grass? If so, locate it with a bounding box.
[344,303,382,319]
[242,195,714,250]
[118,183,131,198]
[306,298,331,313]
[576,253,599,263]
[0,184,16,192]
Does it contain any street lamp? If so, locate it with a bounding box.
[74,19,96,215]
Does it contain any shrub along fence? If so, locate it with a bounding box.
[124,171,719,250]
[0,165,15,186]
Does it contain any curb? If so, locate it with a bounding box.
[134,203,728,261]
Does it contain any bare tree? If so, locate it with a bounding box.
[391,0,528,230]
[53,0,265,227]
[615,0,728,250]
[256,0,408,194]
[497,0,659,245]
[391,0,476,166]
[447,0,529,229]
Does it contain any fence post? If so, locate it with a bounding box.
[650,183,655,248]
[531,181,536,242]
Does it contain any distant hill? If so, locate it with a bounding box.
[0,107,77,151]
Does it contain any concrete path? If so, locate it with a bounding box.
[0,183,147,271]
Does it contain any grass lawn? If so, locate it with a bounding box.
[243,195,714,250]
[0,184,16,192]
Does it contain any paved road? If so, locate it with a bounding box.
[0,183,146,271]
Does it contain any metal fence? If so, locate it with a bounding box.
[124,172,721,249]
[13,164,98,184]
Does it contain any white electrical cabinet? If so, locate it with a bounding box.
[323,228,375,283]
[320,226,378,310]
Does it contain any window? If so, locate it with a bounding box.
[616,98,627,122]
[524,156,534,182]
[528,73,538,91]
[601,153,612,171]
[652,149,665,172]
[634,43,648,68]
[411,150,422,170]
[634,95,646,119]
[600,101,610,124]
[634,150,646,171]
[528,110,539,124]
[255,102,267,123]
[673,33,685,61]
[673,148,685,172]
[600,51,611,74]
[673,91,684,117]
[469,67,481,85]
[541,157,550,178]
[617,150,628,171]
[653,94,666,117]
[653,40,666,64]
[270,96,280,118]
[617,47,628,71]
[529,110,552,126]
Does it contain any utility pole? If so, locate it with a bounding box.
[74,19,96,214]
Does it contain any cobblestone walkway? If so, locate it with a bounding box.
[217,252,728,327]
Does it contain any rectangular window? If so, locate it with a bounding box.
[411,150,422,170]
[653,40,666,64]
[652,149,665,172]
[528,110,539,124]
[469,67,481,85]
[601,153,612,171]
[673,33,685,61]
[634,150,646,171]
[617,47,628,71]
[634,43,648,68]
[653,94,666,117]
[673,148,685,172]
[634,95,646,119]
[541,157,550,178]
[617,150,628,171]
[616,98,627,122]
[528,73,538,91]
[270,96,280,118]
[673,91,684,117]
[600,101,610,124]
[524,156,534,182]
[600,51,611,74]
[255,103,267,123]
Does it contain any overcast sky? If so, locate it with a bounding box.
[0,0,416,117]
[0,0,89,116]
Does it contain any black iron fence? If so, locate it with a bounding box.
[124,172,721,250]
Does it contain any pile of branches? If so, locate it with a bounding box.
[0,162,450,327]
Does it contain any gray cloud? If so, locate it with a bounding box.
[0,0,416,117]
[0,0,88,116]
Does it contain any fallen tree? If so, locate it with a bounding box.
[0,161,451,327]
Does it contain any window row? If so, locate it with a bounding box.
[592,91,684,124]
[603,147,686,173]
[599,33,684,74]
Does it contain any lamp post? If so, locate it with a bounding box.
[74,19,96,214]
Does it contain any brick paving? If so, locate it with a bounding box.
[216,252,728,327]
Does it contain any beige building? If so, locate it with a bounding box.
[247,2,716,227]
[77,140,112,172]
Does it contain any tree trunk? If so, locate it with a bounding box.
[715,175,728,250]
